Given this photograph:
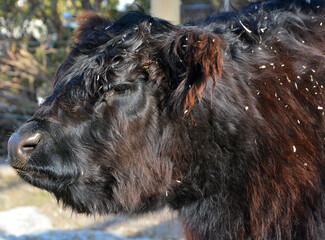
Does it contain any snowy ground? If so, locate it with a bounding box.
[0,160,184,240]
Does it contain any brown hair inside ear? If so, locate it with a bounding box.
[170,30,224,114]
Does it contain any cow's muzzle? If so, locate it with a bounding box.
[7,131,41,169]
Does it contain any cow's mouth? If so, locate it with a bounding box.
[15,167,50,181]
[13,166,50,182]
[12,166,69,191]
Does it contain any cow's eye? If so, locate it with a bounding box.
[97,82,139,104]
[112,83,132,94]
[95,81,142,114]
[104,82,138,99]
[112,83,138,94]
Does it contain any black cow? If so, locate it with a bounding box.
[7,0,325,239]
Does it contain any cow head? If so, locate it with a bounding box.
[7,12,223,214]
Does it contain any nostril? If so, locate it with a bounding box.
[23,144,38,148]
[19,133,42,153]
[22,143,39,153]
[8,132,42,166]
[22,138,41,150]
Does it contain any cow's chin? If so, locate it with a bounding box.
[14,166,111,214]
[52,180,120,215]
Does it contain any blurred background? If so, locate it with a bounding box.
[0,1,252,239]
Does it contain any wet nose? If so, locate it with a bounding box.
[7,132,41,166]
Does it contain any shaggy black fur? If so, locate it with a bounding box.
[7,0,325,239]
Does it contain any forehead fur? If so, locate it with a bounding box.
[53,12,174,96]
[74,11,112,43]
[73,11,172,53]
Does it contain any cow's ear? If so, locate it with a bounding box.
[163,29,223,114]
